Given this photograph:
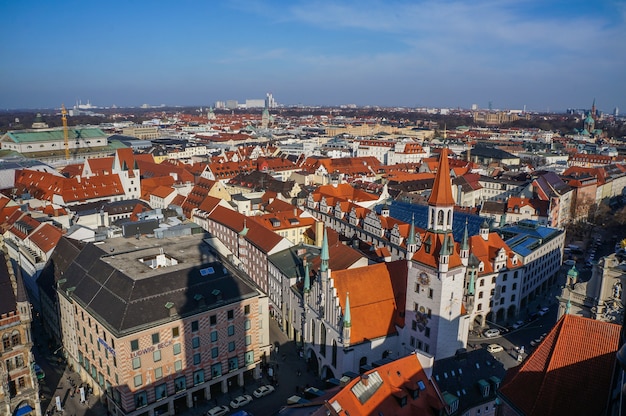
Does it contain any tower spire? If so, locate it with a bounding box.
[428,147,455,207]
[303,261,310,293]
[343,292,351,346]
[320,227,329,272]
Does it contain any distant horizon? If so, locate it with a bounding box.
[2,1,624,112]
[0,101,612,115]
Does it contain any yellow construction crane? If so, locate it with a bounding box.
[61,104,69,160]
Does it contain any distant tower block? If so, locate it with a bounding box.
[488,101,493,111]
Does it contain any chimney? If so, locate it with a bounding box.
[361,374,369,387]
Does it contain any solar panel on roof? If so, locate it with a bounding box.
[382,201,489,241]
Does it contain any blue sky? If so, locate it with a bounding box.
[1,0,625,112]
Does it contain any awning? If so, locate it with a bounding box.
[15,405,33,416]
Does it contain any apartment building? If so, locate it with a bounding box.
[46,234,269,416]
[0,249,40,416]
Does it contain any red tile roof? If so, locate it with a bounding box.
[428,147,455,206]
[499,314,620,416]
[14,170,124,204]
[208,206,284,254]
[316,353,442,416]
[309,240,366,272]
[27,223,63,252]
[332,261,408,344]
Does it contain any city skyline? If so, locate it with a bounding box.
[1,0,625,112]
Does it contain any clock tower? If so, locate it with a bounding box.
[404,147,469,359]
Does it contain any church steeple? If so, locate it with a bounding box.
[303,261,310,293]
[406,214,418,257]
[427,147,455,233]
[343,292,351,346]
[320,227,329,273]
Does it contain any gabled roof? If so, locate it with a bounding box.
[308,240,366,272]
[27,223,63,253]
[208,206,285,254]
[332,260,408,344]
[468,233,522,274]
[316,353,443,416]
[412,232,463,269]
[15,169,125,203]
[499,314,620,416]
[313,183,379,203]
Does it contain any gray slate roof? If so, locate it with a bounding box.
[50,234,258,337]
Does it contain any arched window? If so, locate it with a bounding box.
[332,340,337,367]
[311,320,316,346]
[447,210,452,226]
[437,211,444,226]
[430,209,435,228]
[2,333,9,349]
[359,356,368,373]
[11,330,20,347]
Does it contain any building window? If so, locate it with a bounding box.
[478,291,483,299]
[175,375,186,392]
[211,363,222,378]
[130,339,139,352]
[228,357,239,372]
[211,331,218,342]
[155,383,167,400]
[245,351,254,365]
[480,279,484,287]
[227,310,234,320]
[245,335,251,346]
[192,337,200,349]
[228,325,235,336]
[173,343,181,355]
[155,367,162,380]
[194,369,205,385]
[133,375,142,387]
[244,320,251,330]
[228,341,236,352]
[152,333,160,344]
[425,327,431,338]
[172,326,179,337]
[210,315,217,325]
[153,350,161,362]
[193,353,201,365]
[415,283,420,293]
[135,391,147,408]
[174,360,182,372]
[211,347,219,358]
[191,320,199,332]
[132,357,141,369]
[244,305,250,315]
[428,288,434,299]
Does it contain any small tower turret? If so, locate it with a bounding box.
[342,292,351,347]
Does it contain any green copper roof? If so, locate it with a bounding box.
[3,127,107,143]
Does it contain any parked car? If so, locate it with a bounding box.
[487,344,504,353]
[484,328,501,338]
[206,405,230,416]
[537,307,550,316]
[253,384,275,398]
[33,363,45,380]
[230,394,253,409]
[510,320,525,330]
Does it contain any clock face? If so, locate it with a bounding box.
[418,272,430,285]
